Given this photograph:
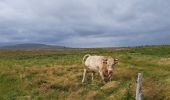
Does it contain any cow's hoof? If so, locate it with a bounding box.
[82,81,85,83]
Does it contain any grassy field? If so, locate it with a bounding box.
[0,45,170,100]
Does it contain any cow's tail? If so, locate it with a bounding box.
[82,54,91,67]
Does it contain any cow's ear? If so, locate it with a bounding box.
[114,59,118,61]
[114,59,118,64]
[115,59,119,63]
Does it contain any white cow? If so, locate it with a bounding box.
[82,54,118,83]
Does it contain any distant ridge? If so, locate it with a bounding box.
[0,43,67,49]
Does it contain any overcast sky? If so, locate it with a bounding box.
[0,0,170,47]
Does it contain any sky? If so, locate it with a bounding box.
[0,0,170,48]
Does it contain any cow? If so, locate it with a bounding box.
[82,54,118,83]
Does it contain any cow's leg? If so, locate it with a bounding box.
[110,71,114,81]
[109,76,112,81]
[99,71,106,84]
[109,75,112,82]
[82,69,87,83]
[91,72,94,81]
[110,73,113,81]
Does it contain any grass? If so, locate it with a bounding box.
[0,45,170,100]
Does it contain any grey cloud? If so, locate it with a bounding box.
[0,0,170,47]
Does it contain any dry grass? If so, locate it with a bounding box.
[142,77,167,100]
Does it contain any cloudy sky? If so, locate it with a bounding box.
[0,0,170,47]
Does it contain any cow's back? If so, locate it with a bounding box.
[84,56,105,71]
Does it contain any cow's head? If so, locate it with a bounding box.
[102,57,118,82]
[107,56,118,67]
[102,57,118,70]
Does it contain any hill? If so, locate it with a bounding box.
[0,43,67,49]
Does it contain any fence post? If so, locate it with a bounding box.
[136,73,142,100]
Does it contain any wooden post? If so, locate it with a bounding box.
[136,73,142,100]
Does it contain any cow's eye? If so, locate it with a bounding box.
[103,61,107,64]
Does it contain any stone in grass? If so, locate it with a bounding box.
[101,81,119,91]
